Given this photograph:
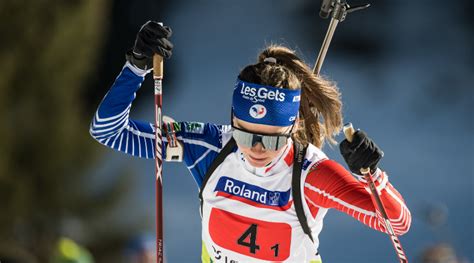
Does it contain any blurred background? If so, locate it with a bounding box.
[0,0,472,262]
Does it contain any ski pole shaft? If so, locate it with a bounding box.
[343,123,408,263]
[313,17,339,75]
[153,53,164,263]
[313,0,370,75]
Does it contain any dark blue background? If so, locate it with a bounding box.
[90,0,473,262]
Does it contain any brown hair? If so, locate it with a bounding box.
[238,44,343,148]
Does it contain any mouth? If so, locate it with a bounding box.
[247,155,269,165]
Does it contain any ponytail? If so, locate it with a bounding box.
[257,45,343,148]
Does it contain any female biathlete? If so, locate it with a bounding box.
[90,21,411,262]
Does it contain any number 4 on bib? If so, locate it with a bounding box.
[209,208,291,261]
[237,224,260,254]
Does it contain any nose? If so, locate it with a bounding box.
[251,142,266,153]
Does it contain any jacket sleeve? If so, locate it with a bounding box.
[303,159,411,235]
[89,62,231,187]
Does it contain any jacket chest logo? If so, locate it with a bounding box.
[214,177,291,209]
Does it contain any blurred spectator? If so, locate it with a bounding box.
[124,234,156,263]
[420,243,461,263]
[50,237,94,263]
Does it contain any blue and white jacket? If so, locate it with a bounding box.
[89,62,232,187]
[90,62,411,263]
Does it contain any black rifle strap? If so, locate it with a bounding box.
[199,137,236,213]
[292,142,314,242]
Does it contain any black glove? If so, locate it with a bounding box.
[127,21,173,70]
[339,130,384,175]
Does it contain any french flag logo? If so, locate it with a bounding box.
[249,104,267,119]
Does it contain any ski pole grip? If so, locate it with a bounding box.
[343,122,356,142]
[153,22,164,78]
[343,123,371,175]
[153,55,163,78]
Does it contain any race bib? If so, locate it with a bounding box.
[209,208,291,261]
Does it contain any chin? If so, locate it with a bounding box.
[246,155,271,167]
[248,160,267,167]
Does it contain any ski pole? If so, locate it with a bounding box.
[153,50,164,262]
[313,0,370,75]
[343,123,408,263]
[312,1,408,261]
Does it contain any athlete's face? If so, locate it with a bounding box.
[233,118,293,167]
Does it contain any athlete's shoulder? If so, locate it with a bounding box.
[176,122,233,187]
[217,124,233,146]
[305,143,328,160]
[301,143,329,172]
[300,143,353,186]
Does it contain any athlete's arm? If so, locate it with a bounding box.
[90,21,232,186]
[89,62,231,186]
[90,20,172,159]
[303,160,411,235]
[89,62,154,157]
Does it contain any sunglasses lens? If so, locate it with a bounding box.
[233,129,253,148]
[262,136,287,151]
[233,129,288,151]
